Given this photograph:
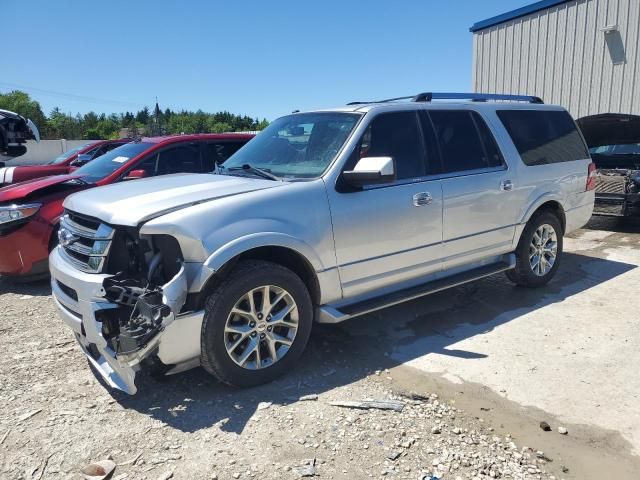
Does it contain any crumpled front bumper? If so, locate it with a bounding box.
[49,247,203,394]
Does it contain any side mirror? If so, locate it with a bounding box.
[71,154,93,167]
[124,169,147,181]
[342,157,396,187]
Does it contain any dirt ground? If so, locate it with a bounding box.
[1,217,639,480]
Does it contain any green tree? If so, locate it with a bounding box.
[1,90,269,140]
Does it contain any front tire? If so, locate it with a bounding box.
[200,260,313,387]
[506,211,563,288]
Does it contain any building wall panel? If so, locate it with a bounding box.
[472,0,639,117]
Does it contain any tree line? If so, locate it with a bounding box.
[0,90,269,140]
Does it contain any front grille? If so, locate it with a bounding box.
[595,174,627,194]
[59,211,115,273]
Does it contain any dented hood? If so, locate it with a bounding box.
[577,113,640,148]
[63,173,283,226]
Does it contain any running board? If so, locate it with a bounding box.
[317,256,515,324]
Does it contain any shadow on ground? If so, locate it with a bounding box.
[105,250,635,434]
[583,215,640,234]
[0,276,51,296]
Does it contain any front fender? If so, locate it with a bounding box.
[183,233,325,295]
[204,232,324,272]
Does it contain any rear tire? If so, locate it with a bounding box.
[506,211,563,288]
[200,260,313,387]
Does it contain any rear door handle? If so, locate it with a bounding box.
[500,179,514,191]
[413,192,433,206]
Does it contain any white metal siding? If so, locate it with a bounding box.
[472,0,640,118]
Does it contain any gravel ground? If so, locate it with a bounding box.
[5,218,640,480]
[3,219,639,479]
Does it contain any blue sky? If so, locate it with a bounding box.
[3,0,527,120]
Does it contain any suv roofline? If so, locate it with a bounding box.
[140,133,256,144]
[304,102,568,115]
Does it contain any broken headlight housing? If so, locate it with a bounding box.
[99,234,185,355]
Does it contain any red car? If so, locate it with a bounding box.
[0,138,131,186]
[0,133,253,278]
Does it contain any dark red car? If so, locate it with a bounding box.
[0,133,253,278]
[0,138,131,186]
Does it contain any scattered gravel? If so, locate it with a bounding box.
[0,279,562,480]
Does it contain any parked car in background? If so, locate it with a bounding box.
[0,133,253,279]
[577,114,640,217]
[0,138,131,186]
[0,108,40,164]
[49,93,594,394]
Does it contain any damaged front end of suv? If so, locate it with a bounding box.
[577,113,640,217]
[52,212,202,394]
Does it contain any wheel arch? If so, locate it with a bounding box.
[532,201,566,234]
[521,196,567,234]
[196,244,322,310]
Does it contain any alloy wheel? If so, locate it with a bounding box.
[529,224,558,276]
[224,285,299,369]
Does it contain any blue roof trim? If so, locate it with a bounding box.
[470,0,572,32]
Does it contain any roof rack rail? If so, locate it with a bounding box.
[347,92,543,105]
[413,92,544,103]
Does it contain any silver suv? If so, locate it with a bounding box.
[50,93,595,394]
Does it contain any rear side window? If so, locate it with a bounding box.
[357,111,427,180]
[497,110,589,166]
[429,111,504,173]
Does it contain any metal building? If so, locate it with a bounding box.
[470,0,640,118]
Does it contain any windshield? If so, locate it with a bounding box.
[222,112,361,179]
[590,143,640,155]
[73,142,152,182]
[49,143,93,165]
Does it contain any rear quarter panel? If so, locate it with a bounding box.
[483,108,594,241]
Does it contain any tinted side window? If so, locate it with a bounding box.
[156,144,202,175]
[497,110,589,166]
[134,154,158,177]
[357,111,426,180]
[429,111,502,173]
[205,142,245,170]
[418,111,443,175]
[474,114,504,168]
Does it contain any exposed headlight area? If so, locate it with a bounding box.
[0,203,41,233]
[100,233,186,357]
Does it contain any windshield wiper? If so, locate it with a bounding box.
[222,164,282,181]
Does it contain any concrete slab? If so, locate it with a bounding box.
[344,217,640,454]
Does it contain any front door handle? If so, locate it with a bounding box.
[413,192,433,206]
[500,179,514,191]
